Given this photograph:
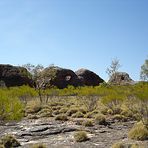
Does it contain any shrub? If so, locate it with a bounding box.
[0,93,24,121]
[113,114,127,122]
[128,121,148,140]
[55,114,68,121]
[95,114,106,125]
[82,120,94,127]
[25,100,42,114]
[111,142,126,148]
[52,110,60,116]
[85,110,99,118]
[72,111,84,118]
[59,107,69,113]
[66,108,78,116]
[32,143,46,148]
[74,131,88,142]
[0,135,20,148]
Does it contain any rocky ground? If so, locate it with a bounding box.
[0,118,147,148]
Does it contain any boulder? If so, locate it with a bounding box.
[108,72,134,85]
[75,68,104,86]
[39,66,81,89]
[0,64,33,87]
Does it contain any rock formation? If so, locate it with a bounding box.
[0,64,33,87]
[108,72,134,85]
[39,66,81,89]
[75,68,104,86]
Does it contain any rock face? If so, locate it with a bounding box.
[0,64,33,87]
[40,66,81,89]
[108,72,134,85]
[75,68,104,86]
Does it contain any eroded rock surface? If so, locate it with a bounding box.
[0,118,147,148]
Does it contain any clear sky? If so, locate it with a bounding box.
[0,0,148,81]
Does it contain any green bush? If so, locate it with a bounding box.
[0,92,24,121]
[74,131,88,142]
[128,121,148,140]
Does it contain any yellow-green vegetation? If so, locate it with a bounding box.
[66,108,79,116]
[111,142,126,148]
[32,143,46,148]
[0,82,148,123]
[71,111,84,118]
[0,135,20,148]
[82,119,94,127]
[113,114,127,122]
[74,131,88,142]
[25,100,42,114]
[95,114,106,125]
[0,90,24,121]
[55,114,68,121]
[128,121,148,141]
[112,142,145,148]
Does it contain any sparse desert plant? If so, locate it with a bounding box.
[25,100,42,114]
[113,114,127,122]
[128,121,148,141]
[82,119,94,127]
[95,114,106,125]
[32,143,46,148]
[0,135,20,148]
[79,96,99,112]
[74,131,88,142]
[66,108,78,116]
[72,111,84,118]
[59,107,69,113]
[55,114,68,121]
[111,142,126,148]
[85,110,99,118]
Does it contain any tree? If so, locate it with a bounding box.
[22,63,44,80]
[22,63,45,102]
[140,59,148,81]
[106,58,121,78]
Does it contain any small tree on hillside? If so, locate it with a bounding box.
[140,58,148,81]
[106,58,121,78]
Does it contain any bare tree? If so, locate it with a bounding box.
[106,58,121,78]
[22,63,45,102]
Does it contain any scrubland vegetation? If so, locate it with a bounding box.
[0,82,147,124]
[0,82,148,147]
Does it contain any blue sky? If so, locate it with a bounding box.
[0,0,148,81]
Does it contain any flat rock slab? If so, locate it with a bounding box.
[0,118,148,148]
